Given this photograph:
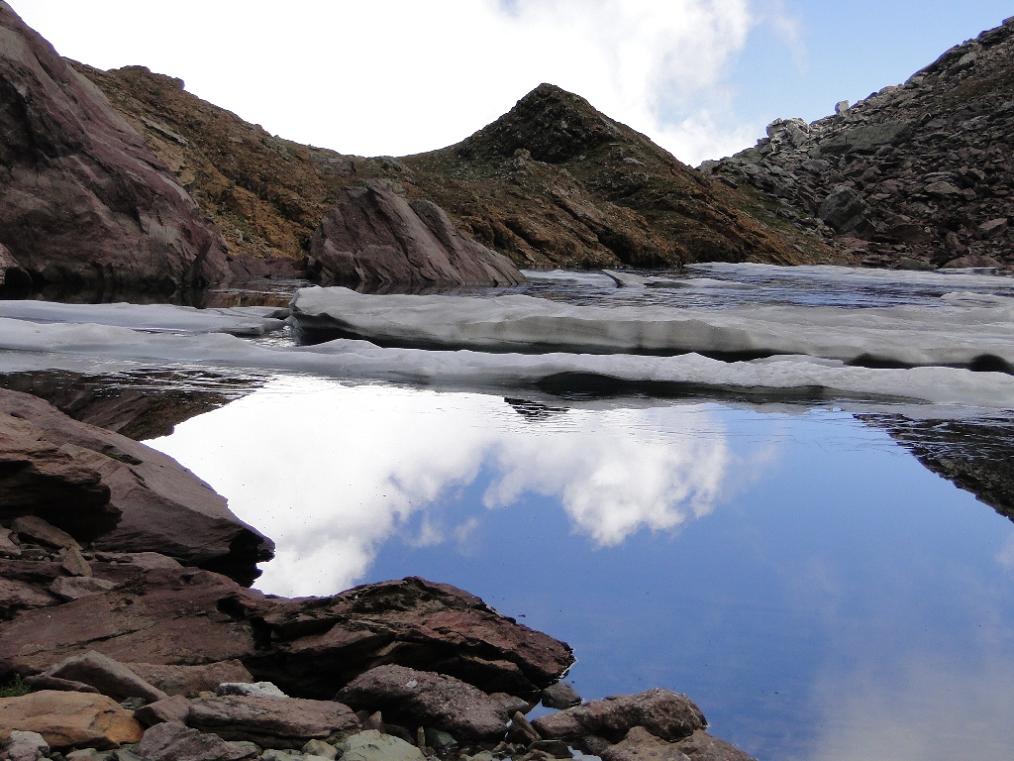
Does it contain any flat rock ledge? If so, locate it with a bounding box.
[1,387,753,761]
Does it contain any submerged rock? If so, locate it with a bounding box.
[308,182,524,290]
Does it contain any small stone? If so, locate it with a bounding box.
[137,721,256,761]
[134,694,190,726]
[49,576,116,601]
[835,100,850,114]
[259,751,299,761]
[301,739,337,759]
[533,688,705,743]
[60,547,92,577]
[11,516,79,550]
[0,527,22,556]
[424,727,457,751]
[65,750,106,761]
[216,682,287,699]
[40,651,168,704]
[507,712,540,745]
[336,730,425,761]
[541,682,581,709]
[2,730,49,761]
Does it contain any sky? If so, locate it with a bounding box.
[10,1,1013,165]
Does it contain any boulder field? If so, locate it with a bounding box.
[0,387,755,759]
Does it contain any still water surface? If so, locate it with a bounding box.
[149,376,1014,761]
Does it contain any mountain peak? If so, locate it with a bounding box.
[460,82,624,163]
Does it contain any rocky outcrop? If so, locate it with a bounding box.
[0,388,272,584]
[307,183,525,290]
[0,2,228,297]
[247,576,575,699]
[704,17,1014,270]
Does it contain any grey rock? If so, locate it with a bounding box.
[834,100,850,114]
[925,180,963,198]
[2,730,49,761]
[216,682,288,700]
[136,721,257,761]
[134,695,191,726]
[336,665,510,741]
[532,689,705,743]
[335,730,425,761]
[0,527,21,557]
[48,576,117,601]
[259,751,299,761]
[64,750,107,761]
[541,681,582,709]
[507,711,540,745]
[301,739,337,759]
[818,186,871,234]
[423,727,457,751]
[11,516,79,550]
[60,547,92,577]
[38,651,167,704]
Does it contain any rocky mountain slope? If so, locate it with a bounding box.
[704,17,1014,270]
[72,67,832,284]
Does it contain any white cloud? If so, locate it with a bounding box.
[148,377,764,596]
[12,0,770,165]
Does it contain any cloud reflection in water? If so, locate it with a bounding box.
[149,375,753,596]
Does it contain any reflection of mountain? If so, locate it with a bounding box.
[862,414,1014,521]
[0,370,259,440]
[504,397,569,422]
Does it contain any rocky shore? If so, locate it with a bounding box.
[0,387,753,760]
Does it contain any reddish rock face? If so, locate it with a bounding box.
[0,1,228,296]
[308,182,525,290]
[0,388,273,584]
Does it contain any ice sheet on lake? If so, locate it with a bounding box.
[0,318,1012,412]
[0,300,287,335]
[290,286,1014,370]
[690,262,1014,292]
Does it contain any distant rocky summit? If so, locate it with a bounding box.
[0,2,228,297]
[704,16,1014,270]
[72,56,833,287]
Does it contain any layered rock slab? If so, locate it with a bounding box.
[0,2,228,295]
[308,182,524,290]
[0,387,272,583]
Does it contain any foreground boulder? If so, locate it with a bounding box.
[0,388,272,584]
[0,691,142,749]
[0,2,228,296]
[533,689,706,743]
[248,577,574,699]
[336,665,511,741]
[29,651,167,703]
[136,721,258,761]
[307,182,525,290]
